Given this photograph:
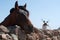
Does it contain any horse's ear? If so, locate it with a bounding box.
[24,3,27,8]
[15,1,19,9]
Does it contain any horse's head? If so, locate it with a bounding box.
[10,1,29,17]
[9,1,33,33]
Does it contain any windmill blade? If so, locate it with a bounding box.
[41,19,45,23]
[46,21,48,23]
[43,21,45,23]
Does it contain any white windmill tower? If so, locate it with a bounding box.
[42,20,49,30]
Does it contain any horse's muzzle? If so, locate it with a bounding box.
[23,25,33,34]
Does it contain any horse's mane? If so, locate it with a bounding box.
[10,6,29,13]
[10,8,15,13]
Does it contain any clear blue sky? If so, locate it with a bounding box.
[0,0,60,29]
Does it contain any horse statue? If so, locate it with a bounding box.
[0,1,33,34]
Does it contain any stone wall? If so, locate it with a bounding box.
[0,25,60,40]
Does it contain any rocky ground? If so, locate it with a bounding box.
[0,25,60,40]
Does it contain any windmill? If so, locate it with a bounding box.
[42,19,49,30]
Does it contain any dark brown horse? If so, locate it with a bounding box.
[0,1,33,33]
